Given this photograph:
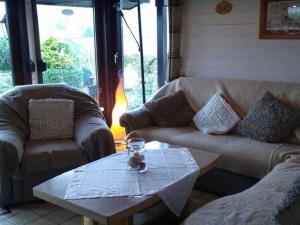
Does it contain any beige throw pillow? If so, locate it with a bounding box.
[29,98,74,140]
[193,93,240,134]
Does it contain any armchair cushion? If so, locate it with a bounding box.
[22,139,87,175]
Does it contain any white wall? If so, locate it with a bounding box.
[180,0,300,83]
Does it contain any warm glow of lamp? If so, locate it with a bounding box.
[110,74,128,144]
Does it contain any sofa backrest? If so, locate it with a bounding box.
[166,77,300,118]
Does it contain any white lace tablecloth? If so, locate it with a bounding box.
[65,148,200,216]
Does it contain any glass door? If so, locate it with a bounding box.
[33,0,98,98]
[122,0,158,110]
[0,0,13,93]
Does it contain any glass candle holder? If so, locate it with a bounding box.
[127,138,147,173]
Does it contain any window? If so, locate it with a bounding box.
[0,1,13,94]
[34,1,98,98]
[122,0,158,110]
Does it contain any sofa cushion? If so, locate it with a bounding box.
[144,90,195,127]
[22,139,88,175]
[28,98,74,140]
[182,157,300,225]
[275,177,300,225]
[193,93,240,134]
[128,127,300,178]
[238,92,300,143]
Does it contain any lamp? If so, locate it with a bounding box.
[110,72,128,151]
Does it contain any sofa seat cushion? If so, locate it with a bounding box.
[182,157,300,225]
[128,127,300,178]
[22,139,88,175]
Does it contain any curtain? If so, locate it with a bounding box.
[166,0,183,82]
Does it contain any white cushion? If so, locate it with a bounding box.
[193,93,240,134]
[29,98,74,140]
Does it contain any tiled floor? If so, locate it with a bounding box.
[0,190,219,225]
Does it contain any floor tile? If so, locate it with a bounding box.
[26,217,56,225]
[45,208,75,224]
[0,190,219,225]
[7,210,39,225]
[0,207,23,221]
[25,202,58,216]
[61,215,82,225]
[0,219,17,225]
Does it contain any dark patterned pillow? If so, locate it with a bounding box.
[145,90,195,127]
[274,177,300,225]
[238,91,300,143]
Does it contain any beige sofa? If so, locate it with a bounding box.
[183,156,300,225]
[120,77,300,192]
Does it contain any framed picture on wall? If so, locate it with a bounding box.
[260,0,300,39]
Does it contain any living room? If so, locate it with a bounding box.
[0,0,300,225]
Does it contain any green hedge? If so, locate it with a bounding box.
[0,71,13,94]
[43,68,83,89]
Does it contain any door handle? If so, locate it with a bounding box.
[37,59,47,72]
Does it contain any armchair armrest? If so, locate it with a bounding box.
[0,103,26,178]
[120,107,154,134]
[0,125,26,178]
[74,114,116,161]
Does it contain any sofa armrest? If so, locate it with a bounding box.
[120,107,154,134]
[0,126,25,178]
[74,114,116,161]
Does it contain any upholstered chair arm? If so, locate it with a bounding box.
[120,107,154,134]
[0,101,27,178]
[0,126,25,178]
[74,114,116,161]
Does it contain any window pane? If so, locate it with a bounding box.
[0,1,13,94]
[122,0,158,110]
[36,2,98,98]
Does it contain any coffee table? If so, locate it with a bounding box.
[33,141,220,225]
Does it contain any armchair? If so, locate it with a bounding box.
[0,84,115,206]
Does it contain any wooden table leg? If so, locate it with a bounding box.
[83,215,133,225]
[114,216,133,225]
[83,216,100,225]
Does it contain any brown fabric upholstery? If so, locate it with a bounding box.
[0,84,115,178]
[22,139,87,175]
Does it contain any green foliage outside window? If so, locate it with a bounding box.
[41,37,78,69]
[43,68,83,89]
[124,54,158,110]
[0,37,11,71]
[0,37,13,93]
[41,37,84,89]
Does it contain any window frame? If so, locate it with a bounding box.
[156,0,168,87]
[5,0,32,85]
